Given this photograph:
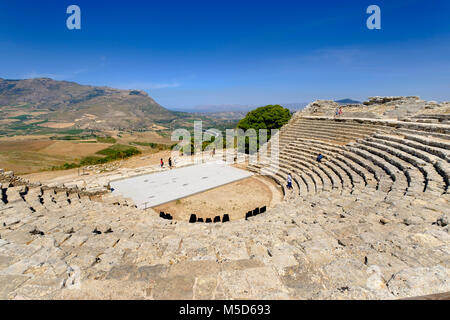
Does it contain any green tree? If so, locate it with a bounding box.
[237,105,292,152]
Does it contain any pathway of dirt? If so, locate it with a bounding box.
[21,150,173,183]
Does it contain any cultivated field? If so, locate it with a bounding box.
[0,130,174,175]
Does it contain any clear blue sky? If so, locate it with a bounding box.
[1,0,449,109]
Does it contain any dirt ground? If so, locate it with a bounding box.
[38,141,113,158]
[0,139,54,152]
[38,122,76,129]
[120,150,173,169]
[0,151,74,175]
[0,129,172,174]
[110,131,173,145]
[153,175,283,221]
[21,150,173,182]
[0,138,114,174]
[21,167,81,183]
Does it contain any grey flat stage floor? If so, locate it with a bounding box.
[110,162,253,209]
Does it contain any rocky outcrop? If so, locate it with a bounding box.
[302,100,340,116]
[300,96,449,121]
[363,96,421,106]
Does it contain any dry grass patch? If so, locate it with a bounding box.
[38,122,75,129]
[0,140,54,152]
[114,131,172,145]
[0,151,73,174]
[39,141,113,158]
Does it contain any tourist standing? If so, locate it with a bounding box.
[168,157,172,169]
[160,158,164,168]
[287,173,293,190]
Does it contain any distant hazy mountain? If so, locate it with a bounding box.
[193,111,248,120]
[335,98,361,105]
[283,102,309,111]
[170,104,258,113]
[171,102,309,113]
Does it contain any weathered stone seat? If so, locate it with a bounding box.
[353,143,413,191]
[398,128,450,141]
[373,134,450,162]
[248,163,288,197]
[285,139,370,189]
[365,137,449,193]
[361,139,429,193]
[347,146,403,194]
[5,186,26,204]
[281,153,334,192]
[284,145,353,192]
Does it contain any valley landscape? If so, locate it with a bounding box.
[0,78,240,174]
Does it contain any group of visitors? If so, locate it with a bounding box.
[335,107,344,117]
[160,157,174,169]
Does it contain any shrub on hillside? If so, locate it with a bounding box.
[131,141,175,150]
[96,136,117,143]
[51,144,141,171]
[96,144,139,156]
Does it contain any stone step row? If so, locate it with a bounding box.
[286,145,360,193]
[398,128,450,141]
[282,140,376,191]
[373,134,450,163]
[272,136,378,196]
[346,146,404,195]
[352,143,414,194]
[247,164,288,198]
[282,127,448,195]
[282,126,374,139]
[250,160,318,198]
[401,132,450,151]
[357,139,426,195]
[301,116,450,135]
[293,119,392,133]
[286,141,391,192]
[281,131,355,145]
[286,122,387,137]
[281,148,347,194]
[365,136,449,193]
[280,154,328,193]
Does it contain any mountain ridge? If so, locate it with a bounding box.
[335,98,361,105]
[0,77,177,132]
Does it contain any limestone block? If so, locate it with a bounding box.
[387,265,450,298]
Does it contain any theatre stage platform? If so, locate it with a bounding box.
[110,162,253,209]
